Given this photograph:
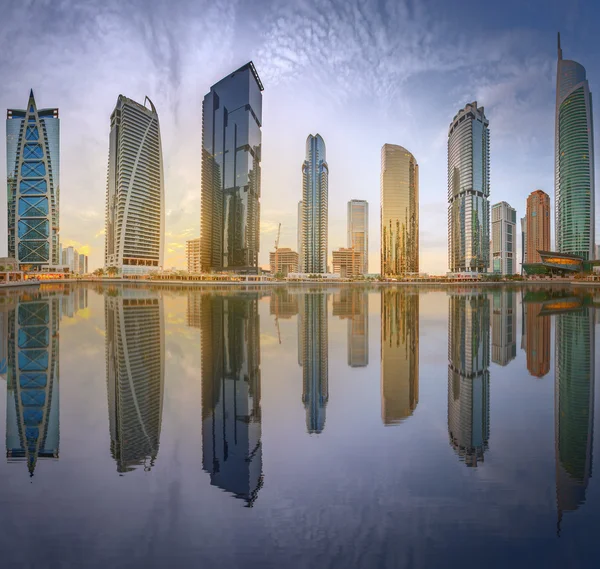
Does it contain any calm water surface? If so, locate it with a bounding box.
[0,283,598,569]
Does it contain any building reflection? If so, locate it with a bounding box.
[447,291,490,467]
[525,303,551,378]
[201,294,263,505]
[5,293,61,475]
[491,289,516,366]
[299,293,329,433]
[548,298,595,530]
[105,289,165,473]
[381,289,418,425]
[332,289,369,367]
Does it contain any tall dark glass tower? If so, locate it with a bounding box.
[555,34,595,259]
[201,294,263,505]
[447,292,490,466]
[6,91,59,269]
[200,62,263,273]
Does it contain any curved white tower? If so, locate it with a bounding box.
[105,95,164,275]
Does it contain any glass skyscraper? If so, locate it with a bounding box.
[380,144,419,276]
[381,289,419,425]
[347,199,368,274]
[105,95,164,275]
[491,201,516,274]
[201,294,263,504]
[447,292,490,467]
[448,102,490,273]
[555,34,595,259]
[301,134,328,274]
[200,62,263,273]
[6,294,60,475]
[6,91,59,269]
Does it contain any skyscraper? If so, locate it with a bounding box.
[521,216,527,270]
[491,289,516,366]
[6,294,60,475]
[105,95,164,275]
[524,301,550,378]
[7,91,59,269]
[448,292,490,467]
[448,102,490,273]
[526,190,551,264]
[555,34,595,260]
[202,294,263,504]
[554,303,594,525]
[347,199,368,274]
[200,62,263,273]
[380,144,419,276]
[300,292,329,433]
[301,135,328,274]
[491,201,516,274]
[381,289,419,424]
[297,200,303,271]
[105,289,165,473]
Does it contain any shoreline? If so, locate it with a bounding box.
[17,277,600,288]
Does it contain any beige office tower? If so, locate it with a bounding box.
[347,199,368,274]
[380,145,419,276]
[380,289,419,424]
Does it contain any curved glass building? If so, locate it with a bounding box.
[6,91,59,269]
[555,34,595,260]
[380,144,419,275]
[105,95,164,275]
[447,102,490,273]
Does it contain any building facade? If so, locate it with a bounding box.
[448,292,490,467]
[491,201,516,274]
[7,91,60,270]
[105,95,164,275]
[555,34,595,260]
[301,134,328,274]
[201,294,263,504]
[269,247,299,276]
[381,289,419,425]
[186,238,201,273]
[448,102,490,273]
[200,62,263,273]
[521,216,527,269]
[347,199,368,274]
[332,248,363,278]
[526,189,551,264]
[297,201,303,271]
[380,144,419,276]
[105,289,164,473]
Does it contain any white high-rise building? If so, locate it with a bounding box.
[297,200,303,271]
[105,95,164,275]
[491,201,516,275]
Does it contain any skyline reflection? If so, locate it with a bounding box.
[0,283,595,547]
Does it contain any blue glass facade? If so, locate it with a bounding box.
[6,91,59,268]
[6,295,60,475]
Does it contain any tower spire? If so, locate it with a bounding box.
[557,32,562,60]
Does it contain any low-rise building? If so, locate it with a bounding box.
[269,248,299,276]
[332,248,363,279]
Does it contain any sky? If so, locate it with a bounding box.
[0,0,599,273]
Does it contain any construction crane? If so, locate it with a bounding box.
[274,222,281,276]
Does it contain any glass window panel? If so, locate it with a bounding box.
[19,179,47,195]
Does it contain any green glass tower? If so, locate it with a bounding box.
[555,33,595,259]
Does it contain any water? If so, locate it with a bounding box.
[0,283,598,569]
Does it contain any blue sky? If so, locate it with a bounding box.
[0,0,598,272]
